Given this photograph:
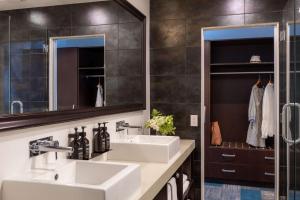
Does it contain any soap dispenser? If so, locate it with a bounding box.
[103,122,110,151]
[79,126,90,160]
[92,123,106,154]
[68,127,83,160]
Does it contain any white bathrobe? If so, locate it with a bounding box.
[261,83,276,138]
[246,85,266,147]
[95,84,104,107]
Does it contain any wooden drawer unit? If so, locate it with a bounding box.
[247,165,275,183]
[207,148,248,164]
[205,147,275,184]
[206,163,248,181]
[248,150,274,165]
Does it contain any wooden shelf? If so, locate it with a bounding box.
[209,141,274,151]
[211,62,274,66]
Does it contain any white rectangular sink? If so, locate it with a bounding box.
[2,161,140,200]
[108,135,180,163]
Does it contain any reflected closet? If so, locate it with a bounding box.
[201,24,279,187]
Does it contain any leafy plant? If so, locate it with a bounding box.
[145,109,176,136]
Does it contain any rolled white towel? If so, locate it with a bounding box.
[183,180,190,194]
[183,174,188,183]
[167,177,178,200]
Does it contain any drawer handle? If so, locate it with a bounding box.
[264,156,275,160]
[221,154,236,158]
[264,172,275,176]
[222,169,236,173]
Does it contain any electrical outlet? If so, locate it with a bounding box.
[190,115,198,127]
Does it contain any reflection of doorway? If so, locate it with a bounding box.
[49,35,105,111]
[200,23,280,200]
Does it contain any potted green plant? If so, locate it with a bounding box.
[145,109,176,136]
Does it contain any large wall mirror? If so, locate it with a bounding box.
[0,0,146,130]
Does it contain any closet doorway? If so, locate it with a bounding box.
[200,23,280,200]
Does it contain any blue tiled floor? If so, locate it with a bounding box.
[288,192,300,200]
[205,183,274,200]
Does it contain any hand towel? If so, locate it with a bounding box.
[183,180,190,194]
[183,174,188,183]
[167,177,178,200]
[95,83,103,107]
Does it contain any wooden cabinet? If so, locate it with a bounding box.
[154,155,195,200]
[204,38,275,186]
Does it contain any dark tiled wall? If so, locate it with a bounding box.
[0,14,10,114]
[2,0,144,113]
[150,0,287,197]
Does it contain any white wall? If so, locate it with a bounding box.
[0,0,150,198]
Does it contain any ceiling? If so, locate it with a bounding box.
[0,0,109,11]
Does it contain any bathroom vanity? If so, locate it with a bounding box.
[2,138,195,200]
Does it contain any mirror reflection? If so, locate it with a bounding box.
[50,35,106,111]
[1,0,144,115]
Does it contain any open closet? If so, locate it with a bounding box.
[201,24,279,188]
[57,46,105,110]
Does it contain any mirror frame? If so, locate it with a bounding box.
[0,0,146,131]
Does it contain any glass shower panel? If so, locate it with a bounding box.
[280,0,300,199]
[0,14,10,115]
[10,24,48,114]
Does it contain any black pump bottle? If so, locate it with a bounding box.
[68,127,83,160]
[93,123,106,153]
[79,126,90,160]
[103,122,110,151]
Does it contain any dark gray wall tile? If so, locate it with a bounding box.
[186,0,244,19]
[8,10,29,30]
[245,12,282,24]
[151,76,187,103]
[28,77,48,101]
[28,5,72,29]
[176,128,201,140]
[185,76,201,103]
[118,49,142,76]
[186,15,244,47]
[106,76,143,106]
[71,1,119,26]
[186,47,201,75]
[47,28,72,38]
[150,0,187,20]
[245,0,287,13]
[119,22,142,49]
[30,54,47,78]
[11,79,30,101]
[105,50,119,76]
[106,49,142,77]
[151,20,186,48]
[150,47,186,75]
[11,54,30,80]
